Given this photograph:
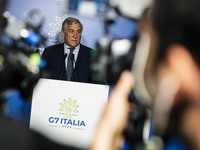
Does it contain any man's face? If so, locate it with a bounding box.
[62,23,82,48]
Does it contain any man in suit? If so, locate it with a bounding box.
[42,17,93,83]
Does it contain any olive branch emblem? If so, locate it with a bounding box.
[59,98,79,118]
[48,15,68,44]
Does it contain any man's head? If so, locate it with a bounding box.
[61,17,83,48]
[141,0,200,147]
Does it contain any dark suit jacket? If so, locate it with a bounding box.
[41,43,92,83]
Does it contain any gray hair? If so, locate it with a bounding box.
[62,17,83,31]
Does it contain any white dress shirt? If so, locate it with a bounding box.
[64,43,80,69]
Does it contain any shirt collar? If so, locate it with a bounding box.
[64,43,80,62]
[64,43,80,54]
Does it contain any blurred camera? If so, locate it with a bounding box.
[0,44,41,99]
[0,9,46,99]
[91,32,137,85]
[2,9,46,51]
[90,0,153,149]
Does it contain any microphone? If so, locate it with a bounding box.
[64,53,68,58]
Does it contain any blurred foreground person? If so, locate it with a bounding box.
[91,71,134,150]
[91,0,200,149]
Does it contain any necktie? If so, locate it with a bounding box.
[66,47,75,81]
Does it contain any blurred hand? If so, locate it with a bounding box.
[91,71,134,150]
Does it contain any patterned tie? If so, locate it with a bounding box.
[66,47,75,81]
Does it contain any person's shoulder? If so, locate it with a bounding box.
[80,44,93,51]
[45,43,64,50]
[42,43,64,56]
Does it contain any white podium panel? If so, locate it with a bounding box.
[30,78,109,149]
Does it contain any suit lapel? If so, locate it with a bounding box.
[55,43,67,80]
[72,44,90,82]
